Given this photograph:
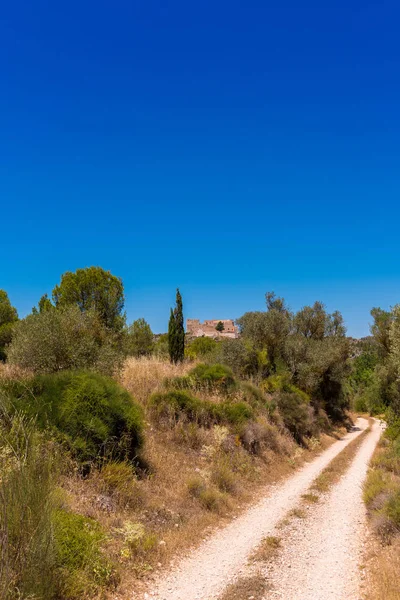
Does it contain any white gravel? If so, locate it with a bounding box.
[141,418,372,600]
[264,419,382,600]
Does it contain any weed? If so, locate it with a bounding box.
[218,574,269,600]
[187,476,207,498]
[114,521,157,557]
[301,493,319,504]
[99,461,142,507]
[250,536,282,562]
[211,461,237,494]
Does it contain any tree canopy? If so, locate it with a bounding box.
[0,290,18,361]
[126,318,154,357]
[52,266,125,330]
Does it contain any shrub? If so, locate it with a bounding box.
[186,337,218,360]
[189,363,236,392]
[53,510,115,597]
[211,461,237,494]
[214,338,261,379]
[383,490,400,529]
[172,422,209,449]
[187,476,207,498]
[239,417,286,455]
[354,395,368,413]
[198,487,226,511]
[239,382,266,407]
[9,371,144,467]
[8,306,123,375]
[262,374,310,403]
[222,401,253,424]
[276,392,313,443]
[150,390,206,424]
[114,521,157,557]
[149,390,253,427]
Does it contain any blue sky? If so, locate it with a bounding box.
[1,1,399,336]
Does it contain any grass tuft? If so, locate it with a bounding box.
[250,536,282,562]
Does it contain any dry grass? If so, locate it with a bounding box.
[288,507,307,519]
[250,535,282,562]
[365,538,400,600]
[0,362,31,380]
[118,356,195,404]
[301,492,319,504]
[363,429,400,599]
[218,573,270,600]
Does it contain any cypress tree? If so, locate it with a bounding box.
[175,289,185,362]
[168,308,177,363]
[168,288,185,363]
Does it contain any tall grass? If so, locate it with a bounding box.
[0,397,57,600]
[119,356,194,403]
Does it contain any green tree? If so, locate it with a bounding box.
[168,289,185,364]
[390,306,400,377]
[215,321,225,332]
[32,294,54,315]
[293,301,328,340]
[126,318,154,357]
[237,292,291,372]
[52,266,125,331]
[370,307,393,358]
[0,290,18,361]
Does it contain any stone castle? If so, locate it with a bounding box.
[186,319,239,339]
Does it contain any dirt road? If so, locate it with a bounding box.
[264,419,381,599]
[142,418,378,600]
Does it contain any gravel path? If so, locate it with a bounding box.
[264,419,381,600]
[142,418,370,600]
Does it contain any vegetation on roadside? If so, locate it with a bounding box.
[349,304,400,599]
[1,269,392,600]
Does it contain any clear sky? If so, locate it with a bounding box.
[1,1,399,336]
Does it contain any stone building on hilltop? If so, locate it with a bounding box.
[186,319,239,339]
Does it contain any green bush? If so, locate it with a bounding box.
[262,374,310,403]
[189,363,236,392]
[149,390,253,427]
[239,382,266,407]
[7,306,123,375]
[354,394,368,413]
[9,371,144,467]
[276,391,313,443]
[53,510,115,598]
[185,336,218,359]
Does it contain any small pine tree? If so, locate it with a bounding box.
[168,289,185,363]
[215,321,225,332]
